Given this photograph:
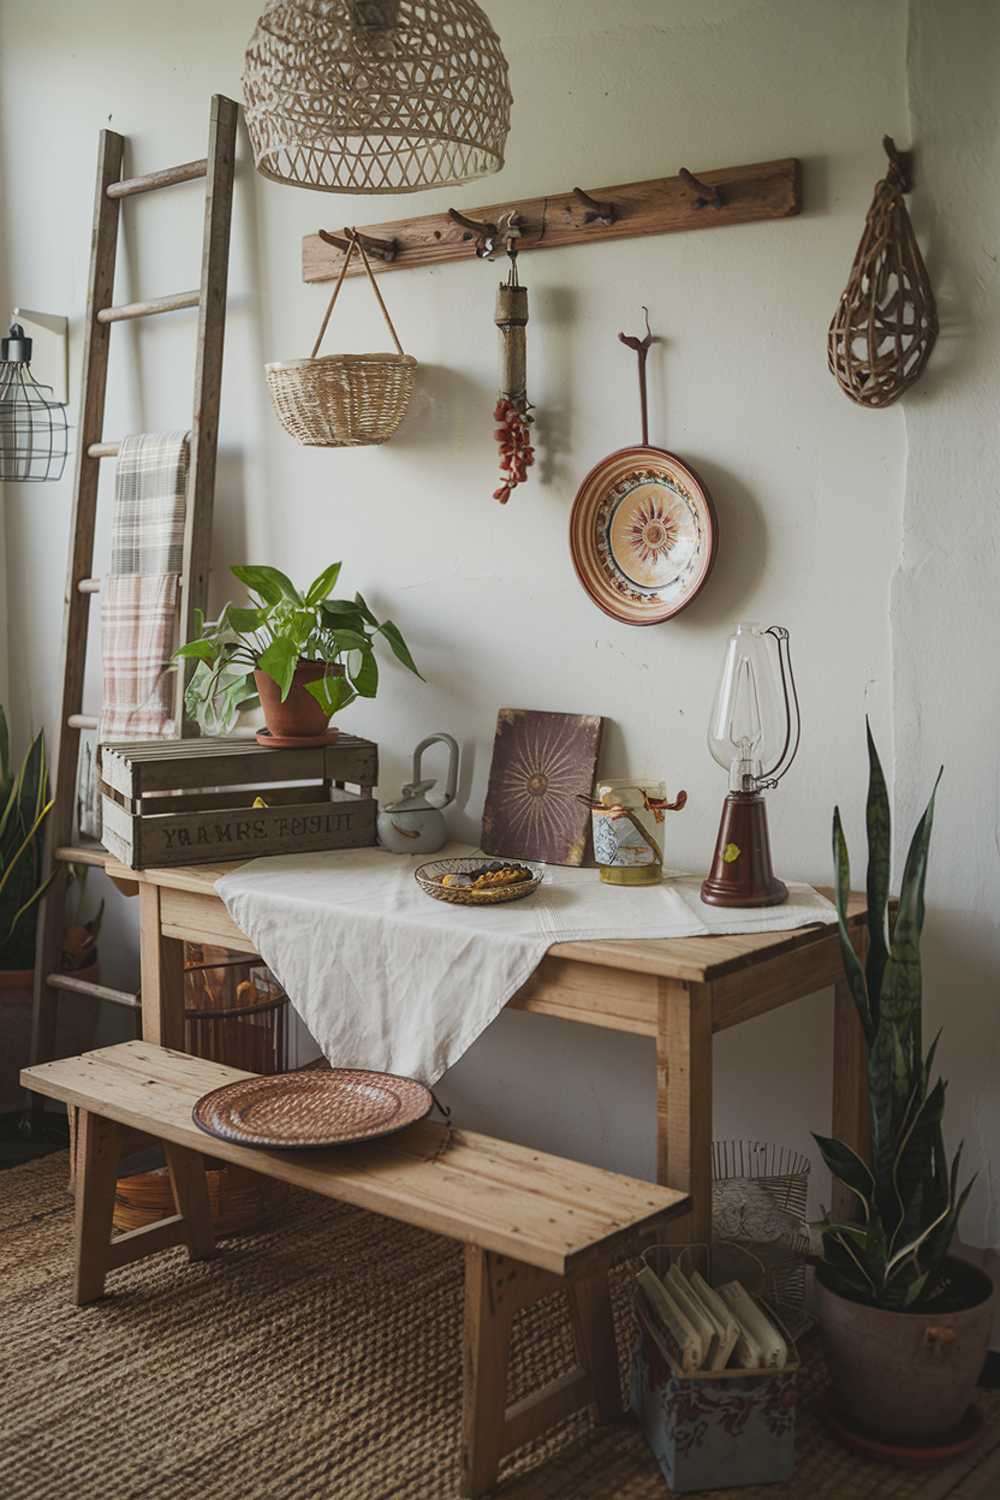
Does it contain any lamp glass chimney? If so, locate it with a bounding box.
[707,623,786,793]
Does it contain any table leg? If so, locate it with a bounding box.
[656,979,713,1246]
[139,882,186,1050]
[831,977,871,1222]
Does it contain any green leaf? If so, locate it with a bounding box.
[353,591,378,626]
[813,1132,874,1219]
[331,628,371,654]
[257,637,298,701]
[350,649,379,699]
[305,673,356,718]
[175,638,219,661]
[376,619,424,680]
[305,562,342,605]
[832,806,874,1044]
[822,1226,878,1295]
[864,720,891,1024]
[231,565,302,606]
[228,605,266,633]
[880,767,942,1063]
[290,609,320,647]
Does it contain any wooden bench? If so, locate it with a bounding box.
[23,1042,688,1496]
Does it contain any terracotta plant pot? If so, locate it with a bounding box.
[254,660,343,740]
[817,1259,995,1444]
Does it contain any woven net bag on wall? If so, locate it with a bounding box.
[243,0,512,194]
[827,136,938,408]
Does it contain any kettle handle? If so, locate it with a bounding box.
[412,734,459,807]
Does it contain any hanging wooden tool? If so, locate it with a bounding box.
[827,136,938,408]
[569,309,717,625]
[491,222,534,504]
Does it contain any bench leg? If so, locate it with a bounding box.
[568,1268,621,1422]
[461,1248,621,1498]
[164,1143,217,1262]
[74,1110,123,1305]
[463,1245,516,1496]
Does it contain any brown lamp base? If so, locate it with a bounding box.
[700,792,788,908]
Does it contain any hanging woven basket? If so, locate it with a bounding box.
[827,136,938,408]
[266,230,416,446]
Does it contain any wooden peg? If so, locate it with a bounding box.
[318,227,397,262]
[678,167,724,210]
[448,207,499,258]
[572,186,618,226]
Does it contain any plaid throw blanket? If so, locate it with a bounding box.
[110,431,188,574]
[99,574,181,740]
[98,431,189,746]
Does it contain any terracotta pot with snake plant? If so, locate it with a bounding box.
[813,724,993,1451]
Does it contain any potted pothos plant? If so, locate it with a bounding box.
[814,724,993,1448]
[177,563,422,740]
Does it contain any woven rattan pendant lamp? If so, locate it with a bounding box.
[243,0,512,194]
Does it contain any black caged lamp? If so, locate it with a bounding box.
[0,322,69,483]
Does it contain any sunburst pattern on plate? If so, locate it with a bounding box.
[570,446,717,625]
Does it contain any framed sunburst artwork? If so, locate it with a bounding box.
[481,708,605,866]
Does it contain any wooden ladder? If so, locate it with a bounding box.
[28,94,238,1112]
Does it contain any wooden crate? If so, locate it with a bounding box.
[100,735,377,869]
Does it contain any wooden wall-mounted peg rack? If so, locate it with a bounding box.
[302,157,801,283]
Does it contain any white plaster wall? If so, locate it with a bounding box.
[0,1,909,1192]
[895,0,1000,1255]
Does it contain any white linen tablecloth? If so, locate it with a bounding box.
[216,845,836,1085]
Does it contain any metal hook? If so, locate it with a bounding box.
[448,207,500,259]
[572,186,618,226]
[318,227,397,263]
[618,307,656,446]
[882,135,913,192]
[678,167,724,210]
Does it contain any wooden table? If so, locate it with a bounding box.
[106,858,870,1242]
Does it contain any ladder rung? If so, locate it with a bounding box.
[67,714,98,730]
[78,578,101,593]
[54,843,109,868]
[97,289,200,324]
[88,441,121,458]
[107,157,208,200]
[47,972,139,1010]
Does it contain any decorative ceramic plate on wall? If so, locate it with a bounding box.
[569,446,718,625]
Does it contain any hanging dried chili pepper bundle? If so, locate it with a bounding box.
[492,244,534,503]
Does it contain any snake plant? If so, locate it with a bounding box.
[814,723,974,1312]
[0,706,55,971]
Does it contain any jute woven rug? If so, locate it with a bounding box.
[1,1152,998,1500]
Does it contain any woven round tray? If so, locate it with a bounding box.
[192,1068,433,1149]
[414,856,543,906]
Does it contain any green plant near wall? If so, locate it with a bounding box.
[0,707,55,971]
[813,723,974,1312]
[177,562,423,735]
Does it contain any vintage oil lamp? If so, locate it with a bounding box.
[701,624,800,907]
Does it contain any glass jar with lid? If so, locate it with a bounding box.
[590,778,687,886]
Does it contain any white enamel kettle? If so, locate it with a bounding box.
[377,733,460,854]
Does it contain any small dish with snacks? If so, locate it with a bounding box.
[414,856,544,906]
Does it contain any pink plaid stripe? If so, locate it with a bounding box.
[100,574,180,741]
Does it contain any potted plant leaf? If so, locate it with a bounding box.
[177,562,423,742]
[0,707,55,1113]
[814,724,994,1448]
